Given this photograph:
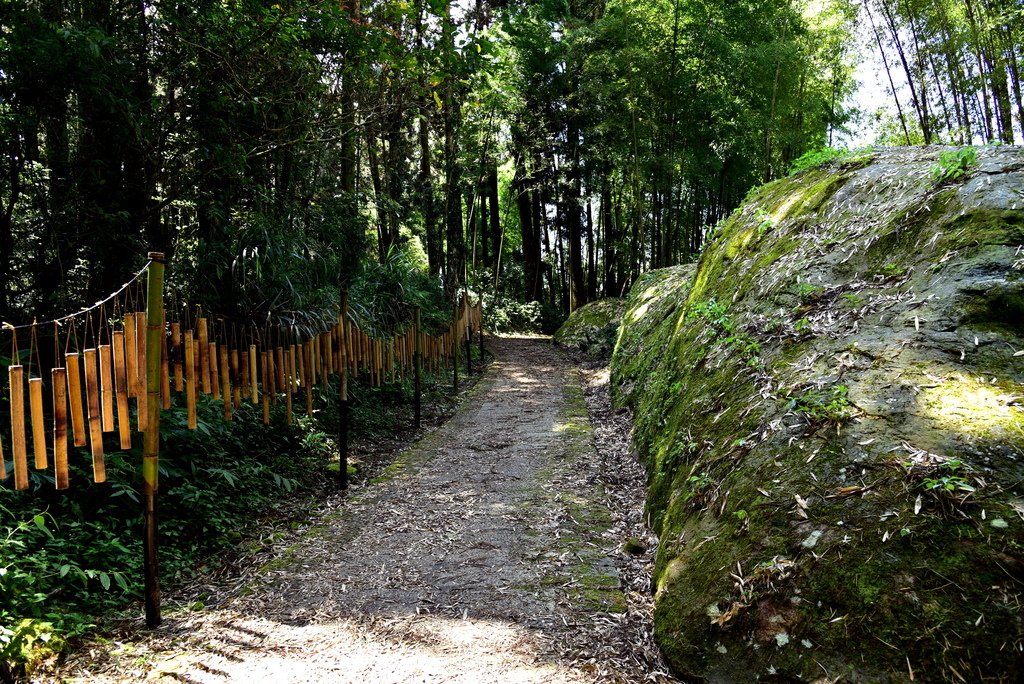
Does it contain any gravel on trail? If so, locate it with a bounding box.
[53,336,678,684]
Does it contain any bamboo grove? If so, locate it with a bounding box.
[1,0,875,337]
[863,0,1023,145]
[0,258,483,493]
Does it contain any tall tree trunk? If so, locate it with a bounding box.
[586,199,597,302]
[487,164,501,270]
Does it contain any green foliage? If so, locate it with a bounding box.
[482,294,542,334]
[930,148,978,184]
[790,147,850,174]
[789,385,856,423]
[920,460,976,495]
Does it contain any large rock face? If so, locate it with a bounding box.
[612,147,1024,682]
[553,298,626,361]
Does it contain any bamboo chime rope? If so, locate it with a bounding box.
[0,265,484,492]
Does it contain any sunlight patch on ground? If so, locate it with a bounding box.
[133,613,580,684]
[919,374,1024,440]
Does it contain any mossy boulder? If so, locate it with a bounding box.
[612,147,1024,682]
[553,298,626,361]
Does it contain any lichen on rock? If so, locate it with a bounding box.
[612,146,1024,682]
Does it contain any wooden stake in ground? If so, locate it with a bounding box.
[143,252,166,628]
[414,308,422,429]
[339,293,349,490]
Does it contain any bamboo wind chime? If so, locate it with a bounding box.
[0,279,487,491]
[0,261,159,492]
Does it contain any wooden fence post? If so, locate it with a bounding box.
[414,308,421,429]
[143,252,166,628]
[339,291,349,490]
[452,306,459,395]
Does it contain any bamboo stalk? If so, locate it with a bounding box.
[112,331,132,449]
[99,344,115,432]
[185,332,197,430]
[29,377,47,469]
[0,433,5,482]
[66,353,87,448]
[161,317,171,410]
[53,368,68,490]
[83,349,105,482]
[9,365,28,490]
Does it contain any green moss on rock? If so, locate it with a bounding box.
[553,298,627,361]
[613,147,1024,682]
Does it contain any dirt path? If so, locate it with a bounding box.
[56,337,676,683]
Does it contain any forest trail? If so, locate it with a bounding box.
[59,337,673,683]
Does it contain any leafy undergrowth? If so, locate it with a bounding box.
[0,360,476,681]
[612,147,1024,682]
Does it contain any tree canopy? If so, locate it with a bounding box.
[2,0,1018,330]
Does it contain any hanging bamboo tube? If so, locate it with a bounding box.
[266,352,274,421]
[326,326,334,377]
[207,340,219,400]
[231,348,241,409]
[9,365,28,490]
[249,345,259,404]
[125,315,138,398]
[83,349,105,482]
[275,346,286,390]
[135,311,148,405]
[285,346,294,426]
[304,342,313,418]
[99,343,115,432]
[312,335,320,383]
[198,318,210,394]
[29,377,47,470]
[136,312,148,433]
[269,347,279,406]
[65,353,87,448]
[267,346,277,406]
[52,367,68,490]
[220,345,232,421]
[184,332,197,430]
[112,331,132,450]
[296,341,306,394]
[238,347,248,404]
[172,323,183,392]
[161,317,171,410]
